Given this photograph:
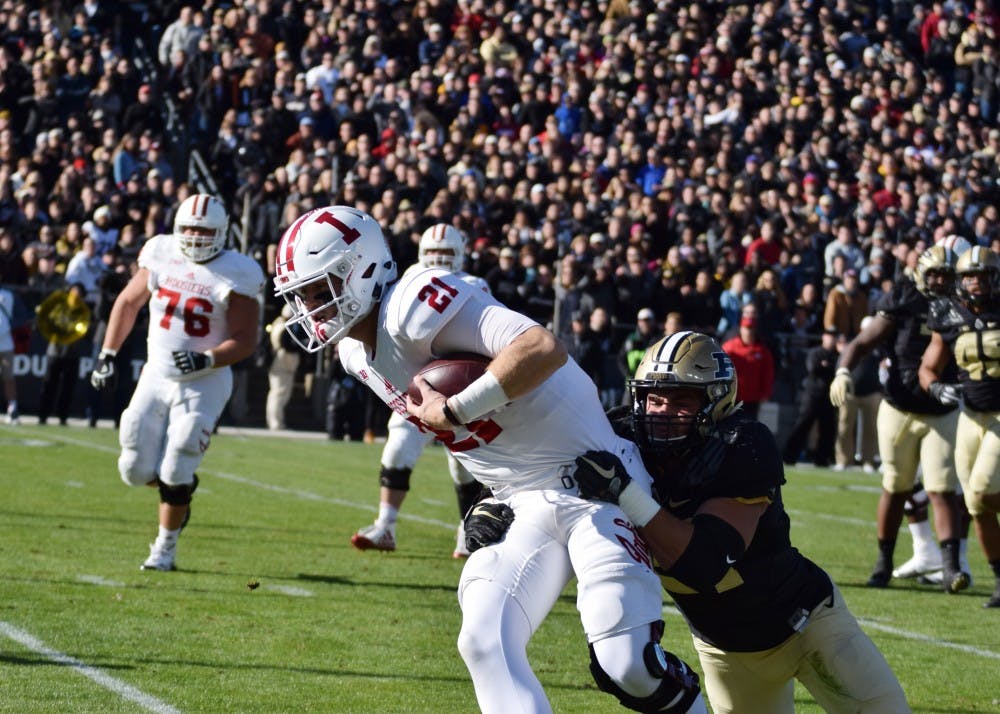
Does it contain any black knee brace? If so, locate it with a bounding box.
[455,480,485,519]
[588,638,701,713]
[158,474,199,506]
[904,482,930,519]
[379,466,412,491]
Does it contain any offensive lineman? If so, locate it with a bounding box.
[350,224,486,558]
[91,194,264,571]
[920,246,1000,608]
[830,244,969,592]
[571,331,910,713]
[275,206,707,713]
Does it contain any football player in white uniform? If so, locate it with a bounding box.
[275,206,707,714]
[350,224,488,558]
[91,194,264,571]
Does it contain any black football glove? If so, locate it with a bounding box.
[929,381,962,407]
[573,450,632,504]
[172,350,215,375]
[463,498,515,553]
[90,348,117,390]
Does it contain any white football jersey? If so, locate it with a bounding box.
[403,261,490,295]
[340,266,626,499]
[140,234,265,380]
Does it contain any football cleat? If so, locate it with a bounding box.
[5,408,19,425]
[866,559,892,588]
[350,523,396,552]
[942,567,971,594]
[453,522,470,559]
[985,590,1000,608]
[892,552,943,579]
[140,541,176,571]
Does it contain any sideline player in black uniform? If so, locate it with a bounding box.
[830,244,969,591]
[921,246,1000,608]
[571,331,909,713]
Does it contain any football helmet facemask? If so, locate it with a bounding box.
[419,224,466,272]
[914,244,959,297]
[955,246,1000,306]
[273,206,397,352]
[175,194,228,262]
[628,331,740,454]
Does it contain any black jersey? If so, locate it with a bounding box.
[927,297,1000,413]
[643,414,833,652]
[875,279,957,415]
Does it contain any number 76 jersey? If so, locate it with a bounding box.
[140,234,264,379]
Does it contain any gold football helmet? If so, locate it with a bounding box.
[914,244,960,296]
[955,246,1000,305]
[628,331,740,452]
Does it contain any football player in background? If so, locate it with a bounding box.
[350,224,487,558]
[571,331,910,713]
[831,243,970,592]
[921,246,1000,608]
[91,194,264,571]
[275,206,707,714]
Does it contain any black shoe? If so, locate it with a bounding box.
[866,566,892,588]
[942,565,971,594]
[985,591,1000,608]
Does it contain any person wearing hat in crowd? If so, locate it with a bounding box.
[721,306,775,420]
[619,307,663,382]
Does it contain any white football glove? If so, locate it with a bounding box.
[829,367,853,408]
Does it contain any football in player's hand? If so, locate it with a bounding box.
[407,353,491,406]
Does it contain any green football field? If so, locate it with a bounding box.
[1,422,998,713]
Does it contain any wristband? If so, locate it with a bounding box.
[442,401,463,427]
[835,367,851,377]
[99,347,118,358]
[448,370,508,425]
[205,351,216,368]
[617,482,662,528]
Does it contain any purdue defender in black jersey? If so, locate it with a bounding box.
[830,245,969,592]
[921,246,1000,608]
[571,332,909,713]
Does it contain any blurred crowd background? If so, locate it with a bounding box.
[1,0,999,460]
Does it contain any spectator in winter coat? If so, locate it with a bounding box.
[824,269,869,338]
[722,311,775,420]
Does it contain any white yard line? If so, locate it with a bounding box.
[262,584,314,597]
[0,621,182,714]
[856,619,1000,660]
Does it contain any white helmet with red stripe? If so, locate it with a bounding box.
[419,223,466,272]
[273,205,397,352]
[174,193,229,262]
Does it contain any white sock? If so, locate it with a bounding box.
[960,538,970,571]
[6,400,16,413]
[376,503,399,529]
[156,525,180,546]
[909,520,936,557]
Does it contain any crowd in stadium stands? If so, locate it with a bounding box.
[2,0,1000,444]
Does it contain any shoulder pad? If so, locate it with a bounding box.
[384,267,473,346]
[928,297,967,331]
[218,251,266,299]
